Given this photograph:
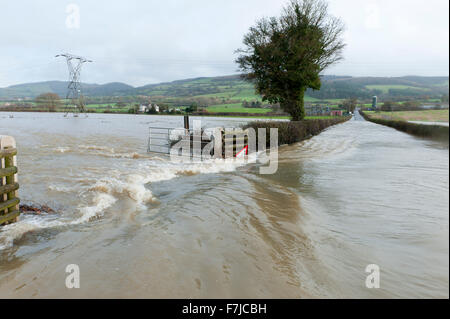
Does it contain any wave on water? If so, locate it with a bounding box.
[79,158,248,214]
[0,214,65,250]
[54,146,71,153]
[72,193,117,224]
[50,144,147,159]
[0,155,248,250]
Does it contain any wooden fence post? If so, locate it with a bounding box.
[0,135,20,225]
[184,115,190,130]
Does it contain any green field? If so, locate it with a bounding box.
[304,115,342,119]
[366,109,449,122]
[316,98,344,103]
[365,85,429,93]
[2,74,447,118]
[207,103,272,113]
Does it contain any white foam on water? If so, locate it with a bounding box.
[0,214,65,250]
[86,175,155,209]
[72,157,249,222]
[51,143,146,160]
[53,146,71,153]
[71,193,117,224]
[0,194,118,250]
[48,184,78,193]
[78,144,115,153]
[0,154,251,251]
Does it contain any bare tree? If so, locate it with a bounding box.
[35,92,62,112]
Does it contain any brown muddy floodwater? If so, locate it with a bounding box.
[0,112,448,298]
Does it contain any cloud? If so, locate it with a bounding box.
[364,3,381,30]
[0,0,448,87]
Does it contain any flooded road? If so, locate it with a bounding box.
[0,112,448,298]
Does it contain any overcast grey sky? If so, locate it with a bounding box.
[0,0,448,87]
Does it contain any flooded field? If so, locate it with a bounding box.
[0,112,448,298]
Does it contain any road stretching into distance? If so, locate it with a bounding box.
[0,111,448,298]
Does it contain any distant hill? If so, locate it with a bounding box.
[133,74,449,101]
[0,81,134,99]
[0,75,448,102]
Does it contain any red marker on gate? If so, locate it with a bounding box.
[235,145,248,158]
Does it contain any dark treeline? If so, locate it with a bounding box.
[306,81,447,101]
[306,81,374,99]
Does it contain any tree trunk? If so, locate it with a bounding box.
[282,87,306,121]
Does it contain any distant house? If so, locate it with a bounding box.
[138,101,158,113]
[139,103,161,114]
[139,104,148,113]
[330,110,344,116]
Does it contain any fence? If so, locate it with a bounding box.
[0,135,20,225]
[222,129,249,158]
[147,126,250,159]
[147,127,172,154]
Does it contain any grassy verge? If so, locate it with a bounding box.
[360,110,449,141]
[366,109,449,122]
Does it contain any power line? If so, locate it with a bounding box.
[55,53,93,117]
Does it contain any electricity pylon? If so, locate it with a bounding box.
[56,53,92,117]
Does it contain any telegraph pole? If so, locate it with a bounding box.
[56,53,92,117]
